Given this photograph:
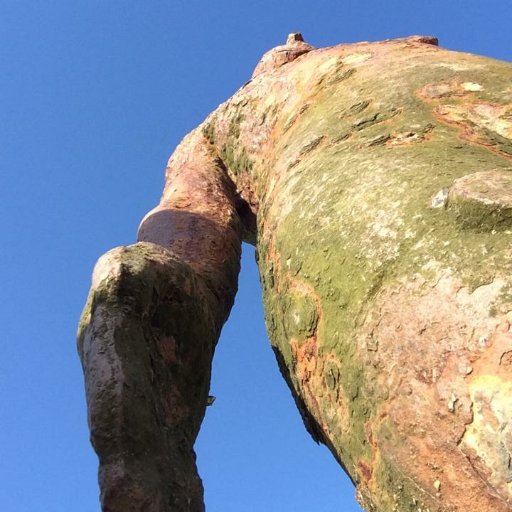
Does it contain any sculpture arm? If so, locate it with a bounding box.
[78,129,243,512]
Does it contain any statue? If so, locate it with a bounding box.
[78,34,512,511]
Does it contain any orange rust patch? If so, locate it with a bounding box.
[291,336,326,431]
[433,105,512,162]
[292,337,319,379]
[416,80,512,162]
[354,269,512,510]
[471,331,512,379]
[357,460,373,483]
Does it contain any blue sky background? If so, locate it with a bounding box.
[1,1,511,511]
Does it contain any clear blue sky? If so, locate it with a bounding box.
[1,1,511,511]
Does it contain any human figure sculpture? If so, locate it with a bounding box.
[78,34,512,511]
